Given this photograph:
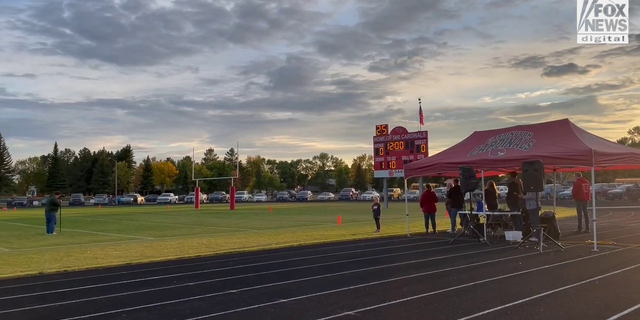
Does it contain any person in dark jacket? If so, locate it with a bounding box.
[446,179,465,234]
[506,171,524,231]
[44,192,62,235]
[419,184,439,233]
[372,196,381,233]
[484,180,499,211]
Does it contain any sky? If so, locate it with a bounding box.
[0,0,639,163]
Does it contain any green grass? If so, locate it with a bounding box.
[0,202,575,278]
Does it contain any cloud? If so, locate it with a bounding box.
[0,73,38,79]
[7,0,326,66]
[357,0,458,36]
[593,34,640,60]
[508,55,547,70]
[0,88,16,97]
[540,63,601,78]
[561,78,637,95]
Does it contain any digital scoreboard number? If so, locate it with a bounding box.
[373,124,428,178]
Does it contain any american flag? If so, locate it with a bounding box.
[418,99,424,126]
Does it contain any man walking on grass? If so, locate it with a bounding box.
[44,192,62,235]
[572,172,591,233]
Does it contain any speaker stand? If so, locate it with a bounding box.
[515,193,565,253]
[450,192,490,246]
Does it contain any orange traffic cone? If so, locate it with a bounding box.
[270,206,273,213]
[99,205,102,209]
[338,215,342,225]
[14,207,17,212]
[167,205,170,210]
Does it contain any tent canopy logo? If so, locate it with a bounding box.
[577,0,629,44]
[468,131,536,158]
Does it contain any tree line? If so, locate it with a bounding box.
[1,126,639,196]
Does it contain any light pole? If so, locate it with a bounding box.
[109,158,117,205]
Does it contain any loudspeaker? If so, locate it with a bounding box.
[522,160,544,192]
[459,166,479,193]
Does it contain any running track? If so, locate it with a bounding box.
[1,210,640,320]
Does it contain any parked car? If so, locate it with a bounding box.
[338,188,358,200]
[184,192,207,203]
[464,190,484,201]
[93,194,110,206]
[254,193,268,202]
[296,191,313,201]
[235,191,252,202]
[14,197,29,207]
[606,185,634,200]
[177,194,187,203]
[402,190,420,201]
[558,188,573,200]
[40,195,50,206]
[144,194,159,203]
[276,191,296,201]
[156,193,178,204]
[387,188,402,200]
[541,184,564,200]
[593,183,620,200]
[121,193,145,205]
[434,187,447,200]
[317,192,335,200]
[208,191,229,203]
[360,190,380,201]
[68,193,85,206]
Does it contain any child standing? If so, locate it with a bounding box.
[419,184,438,233]
[372,197,381,233]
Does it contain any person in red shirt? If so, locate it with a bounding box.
[572,172,592,233]
[420,184,439,233]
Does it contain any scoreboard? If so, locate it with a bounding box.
[373,124,428,178]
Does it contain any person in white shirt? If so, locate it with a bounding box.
[523,191,541,241]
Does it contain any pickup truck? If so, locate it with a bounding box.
[156,193,178,204]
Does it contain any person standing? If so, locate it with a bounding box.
[572,172,591,233]
[372,196,381,233]
[419,184,438,233]
[506,171,524,231]
[446,179,464,234]
[484,181,499,211]
[523,191,542,241]
[44,192,62,235]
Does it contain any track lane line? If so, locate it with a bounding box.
[606,303,640,320]
[312,247,633,320]
[0,240,472,300]
[0,233,429,289]
[457,261,640,319]
[0,244,506,315]
[66,217,258,231]
[0,221,153,239]
[44,230,640,319]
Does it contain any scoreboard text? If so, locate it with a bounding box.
[373,125,428,178]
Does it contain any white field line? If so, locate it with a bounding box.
[458,263,640,319]
[0,221,153,239]
[0,240,467,299]
[312,247,632,320]
[605,303,640,320]
[0,247,8,252]
[1,244,508,315]
[66,217,257,231]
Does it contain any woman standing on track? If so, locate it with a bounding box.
[372,197,381,233]
[419,184,438,233]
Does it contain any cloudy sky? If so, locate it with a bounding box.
[0,0,639,163]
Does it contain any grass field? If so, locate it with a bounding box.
[0,202,576,278]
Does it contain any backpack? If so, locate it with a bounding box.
[540,211,561,241]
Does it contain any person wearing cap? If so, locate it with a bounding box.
[44,192,62,235]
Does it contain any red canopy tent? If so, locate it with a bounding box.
[404,118,640,178]
[402,118,640,251]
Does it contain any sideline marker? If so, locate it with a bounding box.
[99,205,102,209]
[270,206,273,213]
[167,205,170,210]
[338,215,342,225]
[14,207,17,212]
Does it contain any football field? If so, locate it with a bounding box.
[0,202,575,278]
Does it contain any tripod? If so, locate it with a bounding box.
[450,192,489,245]
[515,193,564,253]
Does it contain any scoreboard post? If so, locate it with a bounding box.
[373,124,429,208]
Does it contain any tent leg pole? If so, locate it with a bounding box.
[553,170,557,214]
[404,178,410,237]
[591,167,598,252]
[481,170,486,239]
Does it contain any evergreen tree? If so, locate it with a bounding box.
[45,142,68,193]
[139,156,155,194]
[115,144,136,169]
[0,133,15,194]
[91,149,114,194]
[175,156,194,194]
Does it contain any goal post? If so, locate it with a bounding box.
[191,142,240,210]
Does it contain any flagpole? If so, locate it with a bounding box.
[418,98,423,132]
